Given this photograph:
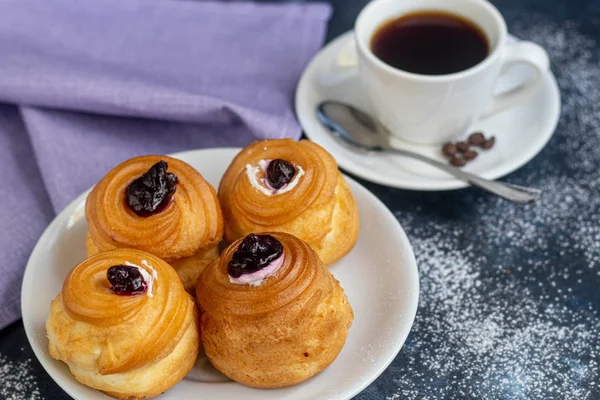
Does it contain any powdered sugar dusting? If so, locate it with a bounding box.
[368,16,599,400]
[0,353,42,400]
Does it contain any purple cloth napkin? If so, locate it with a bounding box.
[0,0,331,328]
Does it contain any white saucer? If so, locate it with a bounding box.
[21,148,419,400]
[295,31,561,190]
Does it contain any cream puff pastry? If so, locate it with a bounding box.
[196,232,354,388]
[46,249,199,399]
[86,155,223,292]
[219,139,359,265]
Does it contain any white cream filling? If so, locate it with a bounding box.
[228,253,285,286]
[244,159,305,196]
[245,163,274,196]
[124,260,157,297]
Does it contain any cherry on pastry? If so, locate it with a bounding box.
[266,159,296,189]
[126,161,178,216]
[107,265,146,295]
[228,234,283,278]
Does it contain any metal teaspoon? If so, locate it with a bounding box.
[316,101,541,204]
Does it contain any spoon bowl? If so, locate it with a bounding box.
[317,102,386,150]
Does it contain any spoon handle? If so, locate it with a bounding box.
[381,147,541,204]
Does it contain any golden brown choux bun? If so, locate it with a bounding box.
[218,139,359,265]
[46,249,199,399]
[196,232,354,388]
[85,155,223,293]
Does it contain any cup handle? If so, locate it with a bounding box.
[481,41,550,118]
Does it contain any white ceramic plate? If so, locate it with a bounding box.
[22,148,419,400]
[295,31,561,190]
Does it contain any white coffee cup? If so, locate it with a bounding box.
[353,0,550,144]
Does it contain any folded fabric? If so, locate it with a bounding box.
[0,0,331,329]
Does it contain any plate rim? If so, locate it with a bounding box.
[21,147,419,400]
[295,30,562,191]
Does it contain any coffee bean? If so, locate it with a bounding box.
[450,156,466,167]
[482,136,496,149]
[456,141,470,153]
[463,150,478,160]
[468,132,485,146]
[442,143,458,157]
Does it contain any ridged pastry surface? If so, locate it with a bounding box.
[196,232,354,388]
[218,139,359,265]
[46,249,199,399]
[86,155,223,260]
[86,233,217,294]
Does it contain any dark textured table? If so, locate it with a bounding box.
[1,0,599,399]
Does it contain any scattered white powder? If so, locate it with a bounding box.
[372,16,600,400]
[0,353,42,400]
[0,13,596,400]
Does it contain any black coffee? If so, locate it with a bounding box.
[371,11,489,75]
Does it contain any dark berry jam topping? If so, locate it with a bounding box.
[126,161,177,216]
[266,159,296,190]
[228,234,283,278]
[107,265,146,295]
